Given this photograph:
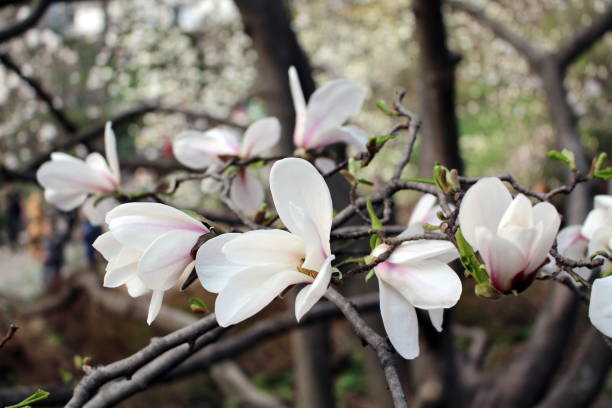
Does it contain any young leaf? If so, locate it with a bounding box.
[5,389,50,408]
[366,200,384,249]
[455,228,488,285]
[376,100,395,116]
[365,269,376,282]
[188,297,209,314]
[547,149,575,169]
[405,177,436,185]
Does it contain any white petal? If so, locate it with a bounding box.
[214,265,309,327]
[378,279,420,359]
[270,158,333,247]
[222,229,304,267]
[230,168,265,214]
[408,194,438,226]
[93,231,122,261]
[582,208,608,240]
[589,276,612,337]
[147,290,164,325]
[376,259,462,310]
[85,152,117,188]
[588,226,612,272]
[104,122,121,183]
[458,177,512,248]
[295,255,334,321]
[525,202,561,273]
[314,157,336,174]
[173,128,240,169]
[385,240,459,265]
[200,177,223,194]
[475,227,525,292]
[556,225,587,257]
[138,229,201,291]
[594,195,612,210]
[301,79,365,149]
[497,225,539,262]
[50,152,82,163]
[104,261,137,288]
[37,159,115,194]
[82,196,117,226]
[240,117,280,158]
[289,66,307,147]
[126,276,149,297]
[307,126,367,152]
[428,309,444,332]
[195,233,244,293]
[497,194,534,230]
[44,189,87,211]
[290,203,329,271]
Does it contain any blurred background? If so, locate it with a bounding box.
[0,0,611,407]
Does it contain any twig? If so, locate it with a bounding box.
[0,324,18,349]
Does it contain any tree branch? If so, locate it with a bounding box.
[0,0,53,43]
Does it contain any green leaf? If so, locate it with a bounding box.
[372,134,396,146]
[5,389,50,408]
[334,257,366,268]
[248,160,266,169]
[188,297,209,314]
[376,100,395,116]
[357,178,374,186]
[433,162,450,193]
[365,269,376,282]
[594,167,612,180]
[547,149,575,169]
[347,157,361,176]
[405,177,436,185]
[366,200,383,249]
[455,228,488,284]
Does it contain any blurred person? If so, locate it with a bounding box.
[82,218,103,267]
[24,192,48,260]
[4,185,23,251]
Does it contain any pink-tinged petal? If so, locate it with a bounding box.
[302,79,365,149]
[106,203,208,250]
[308,126,367,152]
[458,177,512,248]
[37,159,115,194]
[104,122,121,183]
[147,290,164,325]
[525,202,560,273]
[582,208,608,240]
[378,279,420,359]
[93,232,122,261]
[295,255,334,321]
[240,117,280,158]
[408,194,438,226]
[428,309,444,332]
[557,225,587,256]
[222,229,304,267]
[475,227,525,292]
[314,157,336,174]
[498,194,534,230]
[44,189,87,211]
[589,275,612,337]
[50,152,82,163]
[195,233,245,293]
[270,158,333,246]
[126,276,149,297]
[173,128,240,169]
[376,259,462,310]
[497,225,538,262]
[104,261,137,288]
[382,240,458,265]
[214,265,309,327]
[138,229,201,291]
[289,66,307,147]
[201,177,223,194]
[230,168,265,214]
[85,152,117,188]
[82,196,117,227]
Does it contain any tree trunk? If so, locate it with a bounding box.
[233,2,334,407]
[413,0,463,177]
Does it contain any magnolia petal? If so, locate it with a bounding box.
[126,276,149,297]
[44,189,87,211]
[475,227,525,292]
[497,225,538,263]
[82,196,117,226]
[222,229,304,267]
[85,152,117,188]
[108,246,141,271]
[230,169,265,214]
[291,203,328,271]
[295,255,334,321]
[314,157,336,174]
[173,130,218,169]
[270,158,333,249]
[408,194,438,226]
[240,117,280,158]
[589,276,612,337]
[308,126,366,152]
[200,177,223,194]
[289,66,307,147]
[138,229,201,291]
[93,232,122,261]
[594,195,612,210]
[195,233,244,293]
[147,290,164,325]
[378,279,420,359]
[582,208,608,241]
[589,226,612,271]
[104,122,121,183]
[525,202,560,273]
[498,194,534,230]
[50,152,82,163]
[214,265,309,327]
[302,79,365,149]
[385,240,458,265]
[429,309,444,332]
[104,261,137,288]
[37,159,114,194]
[458,177,513,248]
[376,259,462,310]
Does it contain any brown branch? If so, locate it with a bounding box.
[0,323,18,349]
[557,4,612,70]
[0,0,53,43]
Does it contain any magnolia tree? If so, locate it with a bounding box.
[32,68,612,407]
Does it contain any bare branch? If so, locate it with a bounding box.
[0,323,18,349]
[0,0,53,43]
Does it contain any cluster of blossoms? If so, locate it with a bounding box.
[35,67,611,360]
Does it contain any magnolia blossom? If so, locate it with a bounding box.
[589,275,612,337]
[371,236,460,358]
[37,122,120,225]
[93,203,209,324]
[289,66,367,152]
[173,117,281,213]
[458,177,560,293]
[196,158,334,327]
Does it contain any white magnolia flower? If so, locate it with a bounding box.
[582,195,612,270]
[93,202,209,324]
[173,117,281,213]
[458,177,560,293]
[196,158,334,327]
[289,66,367,152]
[37,122,120,225]
[545,225,590,280]
[371,239,460,359]
[589,275,612,337]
